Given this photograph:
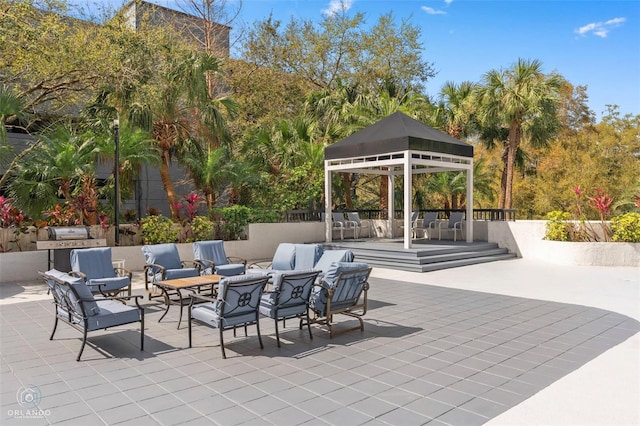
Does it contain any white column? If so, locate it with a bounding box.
[466,162,474,243]
[325,162,332,242]
[388,171,394,238]
[404,153,412,249]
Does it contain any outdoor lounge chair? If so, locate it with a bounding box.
[438,211,465,241]
[413,211,439,239]
[320,212,346,240]
[399,211,420,237]
[188,274,269,359]
[70,247,132,297]
[259,270,321,347]
[41,269,144,361]
[312,249,355,275]
[304,262,371,338]
[193,240,246,277]
[247,242,297,271]
[347,212,371,238]
[142,243,200,300]
[247,243,324,278]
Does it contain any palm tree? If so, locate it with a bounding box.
[8,125,100,221]
[476,58,563,209]
[431,81,478,139]
[118,51,235,219]
[309,84,431,210]
[90,121,160,213]
[240,116,324,209]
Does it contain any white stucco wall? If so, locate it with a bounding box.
[488,220,640,267]
[1,220,637,284]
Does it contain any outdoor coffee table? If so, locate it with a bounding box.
[156,275,222,329]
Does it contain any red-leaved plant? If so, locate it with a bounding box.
[572,186,614,242]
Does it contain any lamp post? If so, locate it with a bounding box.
[113,119,120,246]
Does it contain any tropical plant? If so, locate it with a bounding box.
[476,58,564,210]
[431,81,478,139]
[143,52,235,218]
[7,124,101,221]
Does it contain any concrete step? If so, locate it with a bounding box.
[325,240,517,273]
[351,247,510,265]
[363,253,517,272]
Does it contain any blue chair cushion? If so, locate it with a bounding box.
[87,276,130,293]
[86,300,141,331]
[142,243,182,270]
[322,262,369,288]
[193,240,227,265]
[70,247,117,280]
[44,269,100,316]
[163,268,200,280]
[310,262,369,315]
[313,250,354,275]
[191,303,258,329]
[259,302,307,319]
[271,243,296,270]
[294,244,323,270]
[215,264,245,277]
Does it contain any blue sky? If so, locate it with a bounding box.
[108,0,640,119]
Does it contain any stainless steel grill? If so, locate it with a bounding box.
[48,226,90,240]
[37,227,107,271]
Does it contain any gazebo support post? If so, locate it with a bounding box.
[325,161,332,242]
[466,163,474,242]
[404,153,412,249]
[388,173,395,239]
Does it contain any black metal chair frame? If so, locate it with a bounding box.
[40,272,145,361]
[188,275,269,359]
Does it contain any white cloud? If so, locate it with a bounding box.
[422,6,446,15]
[576,17,626,38]
[323,0,353,17]
[444,0,454,4]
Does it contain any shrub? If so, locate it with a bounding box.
[251,209,280,224]
[189,216,214,242]
[544,211,571,241]
[611,213,640,242]
[212,206,252,240]
[140,215,178,244]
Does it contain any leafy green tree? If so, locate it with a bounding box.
[1,1,161,127]
[243,11,434,92]
[476,58,564,210]
[532,107,640,218]
[0,86,33,189]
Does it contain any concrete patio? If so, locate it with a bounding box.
[1,259,638,425]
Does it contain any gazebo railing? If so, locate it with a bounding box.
[284,209,516,222]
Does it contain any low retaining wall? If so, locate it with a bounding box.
[488,220,639,267]
[0,222,325,284]
[0,220,637,284]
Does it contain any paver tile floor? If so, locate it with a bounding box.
[1,275,638,425]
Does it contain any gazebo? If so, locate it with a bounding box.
[324,112,474,249]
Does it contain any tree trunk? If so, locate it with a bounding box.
[341,173,353,209]
[159,149,180,219]
[498,146,508,209]
[504,122,521,210]
[379,174,388,215]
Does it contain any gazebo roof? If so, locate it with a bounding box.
[324,111,473,160]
